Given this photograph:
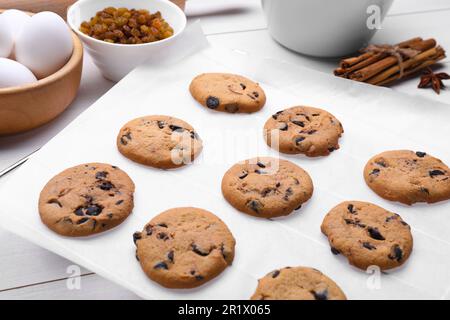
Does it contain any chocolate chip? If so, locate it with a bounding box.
[295,137,305,145]
[107,213,113,219]
[157,223,168,228]
[370,168,380,175]
[255,169,267,174]
[145,225,153,236]
[292,120,305,127]
[388,245,403,261]
[375,160,387,167]
[344,218,366,228]
[311,290,328,300]
[307,129,317,135]
[283,187,293,201]
[246,93,256,100]
[347,204,356,214]
[240,83,246,90]
[331,247,340,255]
[133,232,142,244]
[195,275,204,281]
[272,111,283,120]
[192,244,210,256]
[169,124,183,132]
[416,151,426,158]
[115,200,124,205]
[206,96,220,109]
[385,215,398,222]
[120,132,131,145]
[247,199,263,213]
[167,250,174,263]
[47,199,62,207]
[368,227,385,240]
[220,244,227,260]
[272,270,280,278]
[257,161,266,168]
[98,181,114,191]
[420,187,430,194]
[253,91,259,98]
[239,171,248,179]
[190,131,200,140]
[95,171,108,180]
[77,218,90,224]
[312,113,320,116]
[295,204,302,210]
[328,147,336,153]
[157,121,165,129]
[363,242,376,250]
[74,204,103,217]
[135,251,140,261]
[157,232,169,241]
[154,262,168,270]
[278,122,288,131]
[429,170,445,177]
[276,182,281,188]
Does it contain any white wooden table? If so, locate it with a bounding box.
[1,0,449,299]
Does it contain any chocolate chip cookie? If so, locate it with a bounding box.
[117,115,203,169]
[264,106,344,157]
[321,201,413,271]
[133,207,236,289]
[189,73,266,113]
[39,163,135,237]
[251,266,347,300]
[364,150,450,205]
[221,157,313,218]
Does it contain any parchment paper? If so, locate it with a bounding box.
[1,24,450,300]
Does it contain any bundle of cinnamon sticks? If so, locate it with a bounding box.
[334,37,446,86]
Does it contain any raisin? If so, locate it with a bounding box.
[416,151,426,157]
[95,171,108,180]
[429,170,445,177]
[388,245,403,261]
[167,250,174,263]
[192,244,210,256]
[154,262,168,270]
[133,232,142,244]
[362,242,376,250]
[368,227,385,240]
[247,199,263,213]
[295,137,305,145]
[272,270,280,278]
[292,120,305,127]
[311,290,328,300]
[98,181,114,191]
[206,96,220,109]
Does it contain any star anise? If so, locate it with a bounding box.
[418,67,450,94]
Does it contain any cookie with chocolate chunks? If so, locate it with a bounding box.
[39,163,135,237]
[251,266,347,300]
[321,201,413,271]
[189,73,266,113]
[364,150,450,205]
[133,207,235,289]
[117,115,203,169]
[221,157,313,218]
[264,106,344,157]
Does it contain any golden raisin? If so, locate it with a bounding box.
[79,7,174,44]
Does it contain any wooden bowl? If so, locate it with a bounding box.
[0,10,83,136]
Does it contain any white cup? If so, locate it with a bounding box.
[261,0,394,57]
[67,0,186,81]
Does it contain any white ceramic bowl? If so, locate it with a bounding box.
[261,0,394,57]
[67,0,186,81]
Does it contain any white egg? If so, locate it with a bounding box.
[0,16,14,58]
[14,11,73,79]
[1,9,31,39]
[0,58,37,88]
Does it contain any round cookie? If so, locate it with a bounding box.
[39,163,135,237]
[264,106,344,157]
[133,207,235,289]
[221,157,313,218]
[251,266,347,300]
[321,201,413,271]
[189,73,266,113]
[117,115,203,169]
[364,150,450,205]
